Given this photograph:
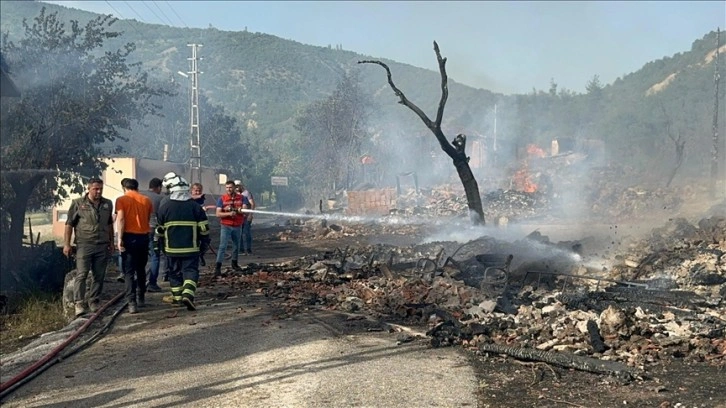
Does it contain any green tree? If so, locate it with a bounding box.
[585,74,604,96]
[0,8,167,259]
[293,70,372,203]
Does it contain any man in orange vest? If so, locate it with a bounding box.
[115,178,154,314]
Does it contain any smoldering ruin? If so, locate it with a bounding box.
[204,168,726,384]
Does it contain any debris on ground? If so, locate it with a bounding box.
[203,196,726,383]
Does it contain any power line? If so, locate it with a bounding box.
[150,1,176,27]
[123,1,147,23]
[141,1,167,26]
[163,1,189,29]
[104,0,144,36]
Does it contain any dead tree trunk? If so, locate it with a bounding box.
[359,41,486,225]
[660,104,686,188]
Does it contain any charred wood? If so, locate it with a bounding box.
[477,343,641,381]
[587,319,609,353]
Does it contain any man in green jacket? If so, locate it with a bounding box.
[63,178,114,317]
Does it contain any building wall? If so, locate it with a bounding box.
[346,188,397,216]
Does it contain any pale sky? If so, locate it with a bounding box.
[43,1,725,94]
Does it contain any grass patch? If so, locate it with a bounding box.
[0,292,67,355]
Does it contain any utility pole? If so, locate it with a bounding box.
[711,29,721,198]
[185,43,203,184]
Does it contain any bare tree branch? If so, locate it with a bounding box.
[357,59,433,130]
[359,41,485,225]
[358,41,458,159]
[433,41,448,126]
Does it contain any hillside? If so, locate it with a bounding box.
[0,1,499,135]
[1,1,723,194]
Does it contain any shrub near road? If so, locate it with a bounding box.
[0,292,65,355]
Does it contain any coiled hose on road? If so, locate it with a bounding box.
[0,291,128,400]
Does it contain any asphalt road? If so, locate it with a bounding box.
[1,285,478,408]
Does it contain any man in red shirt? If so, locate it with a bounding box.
[214,180,249,277]
[115,178,153,314]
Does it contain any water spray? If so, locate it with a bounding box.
[239,208,438,227]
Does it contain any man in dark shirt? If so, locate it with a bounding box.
[157,173,210,310]
[63,178,114,317]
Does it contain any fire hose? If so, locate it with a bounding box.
[0,291,128,400]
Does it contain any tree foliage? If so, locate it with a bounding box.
[1,2,723,213]
[0,8,167,257]
[292,71,372,203]
[121,78,270,193]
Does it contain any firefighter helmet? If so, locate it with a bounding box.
[162,172,190,192]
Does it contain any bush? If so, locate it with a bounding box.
[0,241,71,295]
[0,291,66,355]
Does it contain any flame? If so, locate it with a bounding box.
[511,143,545,193]
[512,166,538,193]
[526,144,546,158]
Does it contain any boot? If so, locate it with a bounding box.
[137,293,145,308]
[128,302,138,314]
[214,262,222,277]
[182,296,196,311]
[231,260,242,271]
[74,303,88,318]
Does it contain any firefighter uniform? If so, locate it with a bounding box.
[156,173,210,311]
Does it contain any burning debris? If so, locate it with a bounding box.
[205,208,725,383]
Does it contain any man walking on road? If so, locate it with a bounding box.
[63,178,114,317]
[115,178,153,314]
[139,177,164,292]
[157,173,210,311]
[214,180,249,277]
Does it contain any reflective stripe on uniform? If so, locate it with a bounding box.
[164,220,199,253]
[165,247,199,254]
[199,220,209,235]
[162,220,211,253]
[170,286,183,302]
[182,279,197,298]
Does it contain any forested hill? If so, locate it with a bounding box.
[1,0,501,134]
[2,1,723,193]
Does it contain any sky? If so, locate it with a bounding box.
[42,1,725,95]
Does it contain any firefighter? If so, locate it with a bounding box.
[156,172,210,311]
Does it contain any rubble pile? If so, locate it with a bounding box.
[275,218,425,242]
[586,184,686,221]
[609,215,726,298]
[346,178,702,226]
[216,212,725,380]
[392,187,469,217]
[482,189,551,222]
[546,164,712,223]
[389,186,552,222]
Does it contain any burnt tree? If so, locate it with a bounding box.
[660,103,686,188]
[359,42,485,225]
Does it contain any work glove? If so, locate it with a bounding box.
[199,238,210,255]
